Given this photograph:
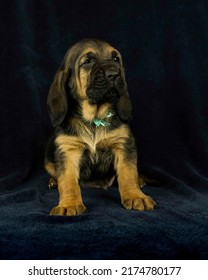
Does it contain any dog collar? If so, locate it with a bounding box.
[93,112,114,127]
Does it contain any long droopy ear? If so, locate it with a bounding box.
[116,90,132,122]
[47,66,69,127]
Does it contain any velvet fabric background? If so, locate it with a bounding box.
[0,0,208,259]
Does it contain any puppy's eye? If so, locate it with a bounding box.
[112,55,120,63]
[83,58,92,65]
[81,53,95,67]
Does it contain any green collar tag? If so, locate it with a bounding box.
[93,112,114,127]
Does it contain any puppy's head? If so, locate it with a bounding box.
[47,39,132,127]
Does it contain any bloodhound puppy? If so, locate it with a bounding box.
[45,39,156,216]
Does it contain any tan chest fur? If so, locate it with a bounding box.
[55,123,129,157]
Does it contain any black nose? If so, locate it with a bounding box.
[105,68,119,81]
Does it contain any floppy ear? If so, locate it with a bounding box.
[116,91,132,122]
[47,68,69,127]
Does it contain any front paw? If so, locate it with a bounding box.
[122,194,156,211]
[50,202,87,216]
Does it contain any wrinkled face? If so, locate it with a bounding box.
[69,40,127,104]
[47,39,132,127]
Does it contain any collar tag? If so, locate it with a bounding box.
[93,111,114,127]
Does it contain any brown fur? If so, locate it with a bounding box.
[45,39,156,215]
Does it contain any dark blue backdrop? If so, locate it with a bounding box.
[0,0,208,259]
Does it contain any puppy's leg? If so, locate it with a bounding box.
[45,161,58,188]
[50,173,86,216]
[114,149,156,211]
[50,138,86,216]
